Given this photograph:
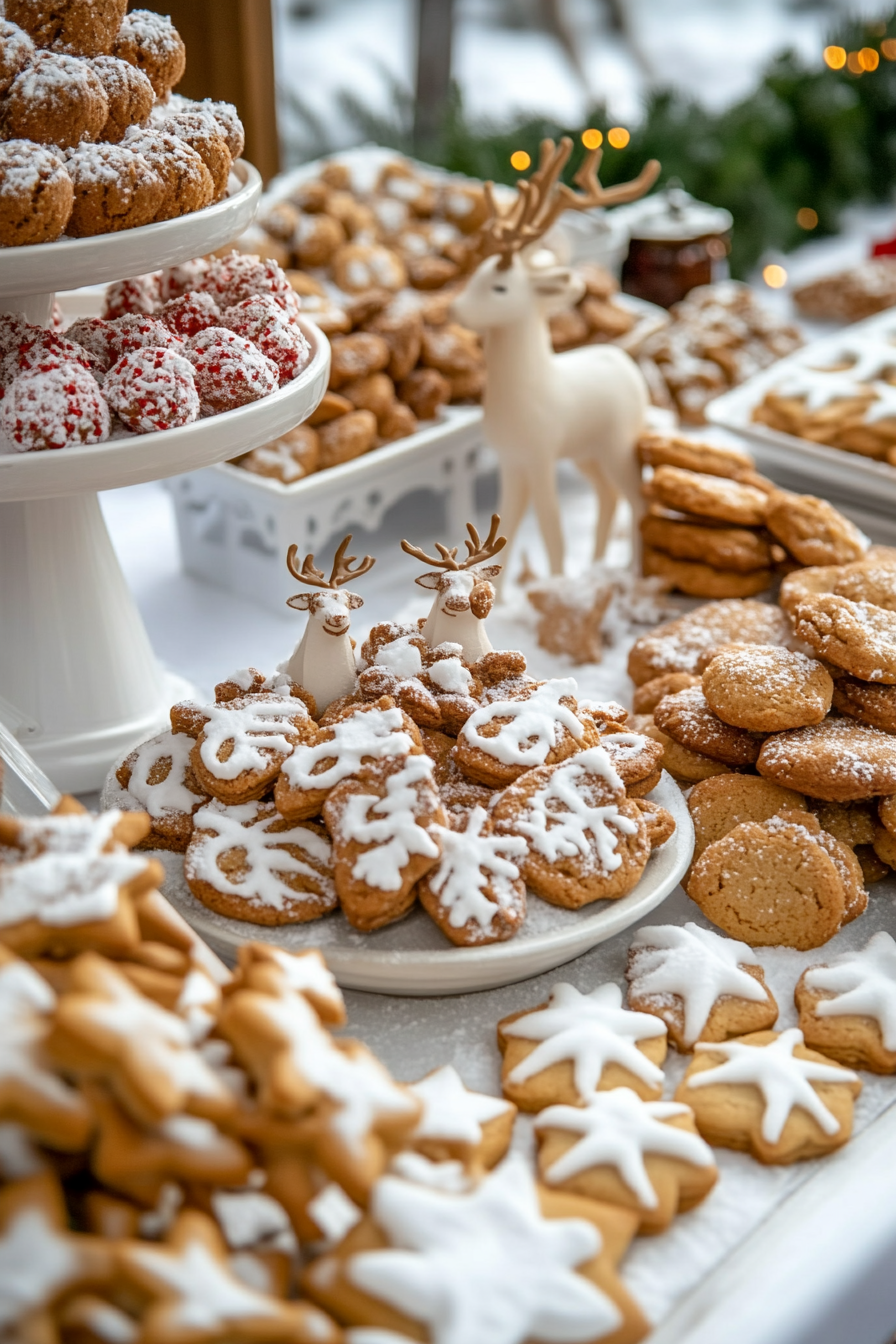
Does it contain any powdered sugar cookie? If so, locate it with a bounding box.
[627,598,790,686]
[626,922,778,1050]
[185,799,337,926]
[757,718,896,802]
[702,645,833,732]
[654,685,765,766]
[406,1065,516,1171]
[323,755,446,931]
[534,1088,717,1233]
[632,671,700,714]
[764,491,868,566]
[641,721,732,784]
[831,673,896,732]
[833,557,896,609]
[115,730,209,852]
[686,773,807,866]
[793,593,896,682]
[778,563,843,615]
[796,931,896,1072]
[497,982,667,1110]
[643,548,774,600]
[675,1028,861,1163]
[416,806,527,946]
[181,692,316,806]
[454,677,598,787]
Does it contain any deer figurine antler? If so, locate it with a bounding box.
[282,534,376,712]
[401,515,506,660]
[452,138,661,586]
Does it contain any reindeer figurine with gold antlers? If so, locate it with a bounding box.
[452,137,660,580]
[401,514,506,661]
[283,535,375,711]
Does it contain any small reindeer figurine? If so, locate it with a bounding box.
[401,514,506,661]
[452,137,660,580]
[283,535,375,711]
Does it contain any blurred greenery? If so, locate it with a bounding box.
[284,9,896,277]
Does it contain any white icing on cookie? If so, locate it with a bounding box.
[348,1154,620,1344]
[409,1064,513,1145]
[688,1027,858,1143]
[504,982,666,1097]
[426,808,525,933]
[0,1205,80,1331]
[222,668,262,692]
[389,1151,473,1193]
[196,696,308,782]
[187,800,335,912]
[124,1231,285,1328]
[768,368,866,412]
[0,1124,45,1179]
[0,811,147,930]
[628,922,770,1048]
[338,755,440,891]
[175,968,221,1044]
[427,658,472,694]
[461,678,585,766]
[281,706,415,792]
[122,731,201,818]
[251,948,344,1021]
[805,930,896,1050]
[510,749,634,873]
[535,1088,713,1208]
[304,1183,362,1245]
[0,959,87,1116]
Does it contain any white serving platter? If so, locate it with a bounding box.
[101,769,693,995]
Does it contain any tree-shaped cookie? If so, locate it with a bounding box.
[796,930,896,1071]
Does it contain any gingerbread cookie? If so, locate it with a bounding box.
[534,1088,717,1233]
[416,806,527,946]
[178,692,316,805]
[406,1065,516,1171]
[185,799,337,926]
[686,773,807,865]
[642,720,732,784]
[497,982,667,1110]
[597,732,664,788]
[643,548,773,599]
[234,943,346,1026]
[627,598,790,686]
[778,563,844,616]
[115,730,210,851]
[641,511,775,573]
[454,678,597,787]
[796,931,896,1072]
[626,922,778,1050]
[831,673,896,732]
[637,431,755,479]
[833,557,896,609]
[793,593,896,682]
[649,464,768,526]
[764,491,868,566]
[675,1028,861,1163]
[653,685,765,766]
[701,645,833,732]
[757,718,896,802]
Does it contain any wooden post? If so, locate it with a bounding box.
[141,0,281,182]
[414,0,454,160]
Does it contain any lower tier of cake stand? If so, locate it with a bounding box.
[0,492,192,793]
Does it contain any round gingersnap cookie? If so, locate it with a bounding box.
[757,718,896,802]
[6,0,126,56]
[778,564,843,616]
[793,593,896,683]
[702,645,833,732]
[643,546,773,599]
[63,143,166,236]
[654,685,766,766]
[0,140,73,246]
[123,128,215,222]
[764,490,868,566]
[0,19,34,96]
[642,722,732,784]
[831,673,896,733]
[637,431,755,480]
[164,111,233,201]
[833,558,896,610]
[688,814,847,949]
[113,8,185,97]
[1,51,109,149]
[641,512,774,573]
[88,55,154,143]
[649,465,768,527]
[687,773,807,865]
[627,599,791,687]
[633,671,701,715]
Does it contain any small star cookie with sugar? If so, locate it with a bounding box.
[405,1064,516,1171]
[534,1087,717,1233]
[675,1027,861,1163]
[497,982,667,1111]
[302,1154,648,1344]
[796,930,896,1072]
[626,922,778,1051]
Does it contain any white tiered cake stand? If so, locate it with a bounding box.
[0,163,331,792]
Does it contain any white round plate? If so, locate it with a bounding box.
[0,161,262,299]
[125,773,693,996]
[0,318,330,501]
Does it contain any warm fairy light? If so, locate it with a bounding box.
[860,46,880,70]
[510,150,531,171]
[883,38,896,59]
[763,264,788,288]
[797,207,819,229]
[582,128,603,150]
[847,50,864,74]
[824,45,847,68]
[607,127,630,149]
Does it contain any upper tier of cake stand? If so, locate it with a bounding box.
[0,160,262,301]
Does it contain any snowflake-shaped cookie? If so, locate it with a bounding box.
[418,807,526,945]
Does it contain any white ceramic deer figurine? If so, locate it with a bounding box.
[452,138,660,581]
[401,514,506,661]
[283,534,375,711]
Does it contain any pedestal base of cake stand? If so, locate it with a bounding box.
[0,292,54,327]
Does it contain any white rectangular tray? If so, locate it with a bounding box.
[707,307,896,510]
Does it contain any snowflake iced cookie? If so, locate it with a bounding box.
[626,922,778,1051]
[454,677,600,788]
[491,748,662,909]
[302,1154,648,1344]
[115,729,210,852]
[274,698,423,822]
[534,1088,717,1233]
[185,799,337,927]
[0,800,158,960]
[795,931,896,1072]
[323,754,446,931]
[171,691,316,806]
[406,1064,516,1171]
[675,1028,861,1163]
[497,982,667,1111]
[416,806,527,946]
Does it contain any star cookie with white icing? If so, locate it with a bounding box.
[416,807,527,945]
[626,922,778,1051]
[796,930,896,1072]
[454,677,601,788]
[406,1064,516,1170]
[498,982,667,1110]
[675,1027,861,1163]
[233,943,346,1026]
[302,1154,648,1344]
[115,729,210,852]
[534,1087,717,1233]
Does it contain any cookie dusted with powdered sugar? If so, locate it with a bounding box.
[653,685,766,767]
[405,1064,516,1171]
[701,645,833,733]
[175,691,316,807]
[627,598,790,687]
[757,717,896,802]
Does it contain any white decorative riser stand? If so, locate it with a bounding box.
[0,164,331,793]
[166,406,493,614]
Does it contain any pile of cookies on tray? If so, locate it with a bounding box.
[0,1,246,246]
[794,256,896,323]
[638,430,870,598]
[108,519,676,946]
[0,253,311,450]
